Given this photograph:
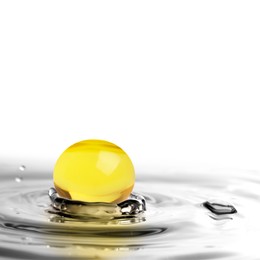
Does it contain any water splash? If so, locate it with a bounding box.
[203,200,237,215]
[49,187,146,218]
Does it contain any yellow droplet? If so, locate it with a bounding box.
[53,140,135,203]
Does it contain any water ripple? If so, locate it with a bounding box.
[0,167,260,259]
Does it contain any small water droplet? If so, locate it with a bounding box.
[203,200,237,215]
[15,177,23,182]
[15,165,26,182]
[19,165,26,171]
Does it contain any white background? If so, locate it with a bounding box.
[0,1,260,172]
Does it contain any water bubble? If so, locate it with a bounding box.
[203,200,237,215]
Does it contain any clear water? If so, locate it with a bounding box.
[1,164,260,260]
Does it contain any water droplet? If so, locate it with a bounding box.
[15,177,23,182]
[19,165,26,171]
[15,165,26,182]
[203,200,237,215]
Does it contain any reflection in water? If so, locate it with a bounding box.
[0,165,260,259]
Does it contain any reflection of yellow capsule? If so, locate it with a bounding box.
[53,140,135,203]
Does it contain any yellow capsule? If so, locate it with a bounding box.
[53,140,135,203]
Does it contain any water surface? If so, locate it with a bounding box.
[0,164,260,259]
